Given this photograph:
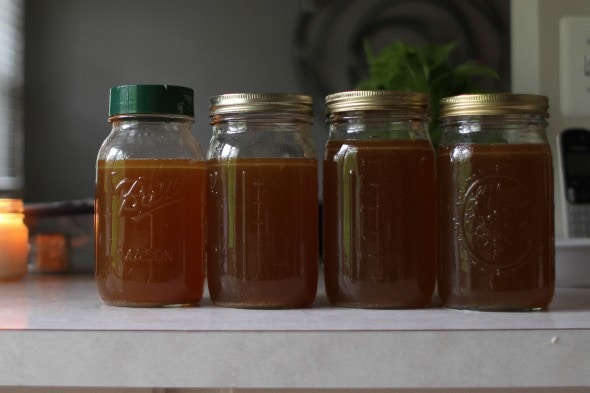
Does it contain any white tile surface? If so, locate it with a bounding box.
[0,276,589,389]
[0,275,589,332]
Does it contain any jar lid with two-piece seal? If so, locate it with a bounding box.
[437,93,554,311]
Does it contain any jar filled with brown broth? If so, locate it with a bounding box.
[95,85,206,307]
[323,90,436,308]
[206,93,318,308]
[437,93,554,311]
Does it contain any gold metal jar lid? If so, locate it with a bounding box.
[439,93,549,117]
[325,90,430,115]
[209,93,313,117]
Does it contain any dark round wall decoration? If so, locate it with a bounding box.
[293,0,510,115]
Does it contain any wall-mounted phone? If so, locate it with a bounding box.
[558,128,590,237]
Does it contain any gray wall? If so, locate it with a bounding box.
[24,0,309,202]
[24,0,509,203]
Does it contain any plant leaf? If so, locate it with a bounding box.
[355,40,499,146]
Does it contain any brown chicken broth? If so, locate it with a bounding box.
[437,143,554,310]
[206,157,318,308]
[95,158,206,306]
[323,139,436,308]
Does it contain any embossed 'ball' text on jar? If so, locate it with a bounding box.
[437,93,555,311]
[95,85,207,307]
[206,93,318,308]
[323,90,437,308]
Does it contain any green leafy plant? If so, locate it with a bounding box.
[356,41,499,146]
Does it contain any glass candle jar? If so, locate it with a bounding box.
[206,93,318,308]
[95,84,206,307]
[437,93,554,311]
[0,198,28,281]
[323,90,436,308]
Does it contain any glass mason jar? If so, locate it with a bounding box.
[437,93,554,311]
[95,84,206,307]
[206,93,318,308]
[323,90,436,308]
[0,198,28,281]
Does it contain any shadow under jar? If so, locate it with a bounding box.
[206,93,318,308]
[323,91,437,308]
[437,93,555,311]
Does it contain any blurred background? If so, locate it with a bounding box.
[20,0,509,202]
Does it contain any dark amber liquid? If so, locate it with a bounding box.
[206,157,319,308]
[95,159,206,306]
[437,143,554,310]
[323,139,436,308]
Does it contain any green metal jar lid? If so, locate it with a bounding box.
[325,90,430,115]
[439,93,549,118]
[109,84,194,119]
[209,93,313,117]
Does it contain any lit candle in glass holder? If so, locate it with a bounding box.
[0,199,28,281]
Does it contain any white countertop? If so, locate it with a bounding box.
[1,275,589,389]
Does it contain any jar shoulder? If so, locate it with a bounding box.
[97,124,204,161]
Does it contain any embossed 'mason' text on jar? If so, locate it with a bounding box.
[95,85,206,307]
[437,93,555,311]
